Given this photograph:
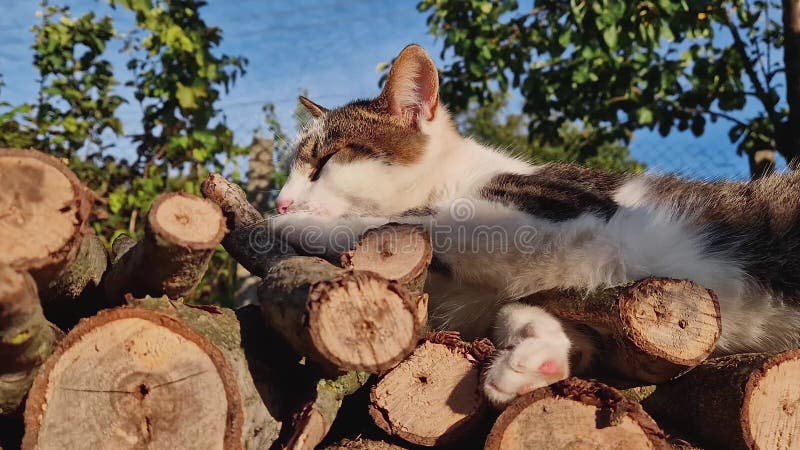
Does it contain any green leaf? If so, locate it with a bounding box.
[109,191,126,213]
[603,26,618,49]
[636,108,654,125]
[175,82,203,109]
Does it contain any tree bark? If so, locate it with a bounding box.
[784,0,800,165]
[368,332,492,447]
[259,256,421,373]
[639,350,800,450]
[0,148,92,289]
[38,233,108,329]
[285,371,371,450]
[202,172,296,278]
[523,277,721,383]
[0,266,62,416]
[103,192,227,304]
[22,300,284,450]
[484,378,670,450]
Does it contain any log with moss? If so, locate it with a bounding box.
[103,192,227,304]
[484,378,670,450]
[285,371,371,450]
[637,350,800,450]
[22,296,292,449]
[0,148,92,289]
[0,266,62,416]
[524,277,721,383]
[368,332,492,447]
[259,256,421,373]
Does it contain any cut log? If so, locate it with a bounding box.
[484,378,670,450]
[639,350,800,450]
[126,297,285,449]
[39,234,108,329]
[259,256,420,373]
[523,277,721,383]
[341,223,432,294]
[368,333,490,447]
[0,266,62,416]
[0,148,91,288]
[286,371,370,450]
[22,306,249,449]
[39,233,107,304]
[103,192,227,304]
[202,172,296,277]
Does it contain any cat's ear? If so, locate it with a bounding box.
[299,96,328,118]
[380,44,439,125]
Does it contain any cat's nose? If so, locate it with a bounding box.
[276,198,294,214]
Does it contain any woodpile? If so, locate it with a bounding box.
[1,148,800,450]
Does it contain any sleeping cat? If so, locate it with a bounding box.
[269,44,800,406]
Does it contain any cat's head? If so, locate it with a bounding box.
[276,45,451,217]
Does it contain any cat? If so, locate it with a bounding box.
[268,44,800,406]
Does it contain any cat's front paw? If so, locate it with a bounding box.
[482,333,570,407]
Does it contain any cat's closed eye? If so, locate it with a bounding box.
[310,152,336,182]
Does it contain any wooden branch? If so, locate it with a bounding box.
[484,378,670,450]
[639,350,800,450]
[22,299,287,449]
[368,332,491,447]
[286,371,370,450]
[103,192,226,304]
[524,277,721,383]
[38,233,109,329]
[341,223,432,294]
[259,256,421,373]
[0,266,62,416]
[0,148,91,289]
[202,172,296,277]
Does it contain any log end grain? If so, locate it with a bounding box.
[485,378,669,450]
[22,307,243,450]
[619,278,721,372]
[341,223,432,292]
[369,340,485,447]
[742,350,800,450]
[309,272,420,372]
[148,192,227,250]
[0,149,90,286]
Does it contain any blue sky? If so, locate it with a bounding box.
[0,0,770,179]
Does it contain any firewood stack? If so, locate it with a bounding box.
[1,148,799,450]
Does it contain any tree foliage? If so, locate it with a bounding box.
[459,95,644,173]
[0,1,249,305]
[419,0,789,176]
